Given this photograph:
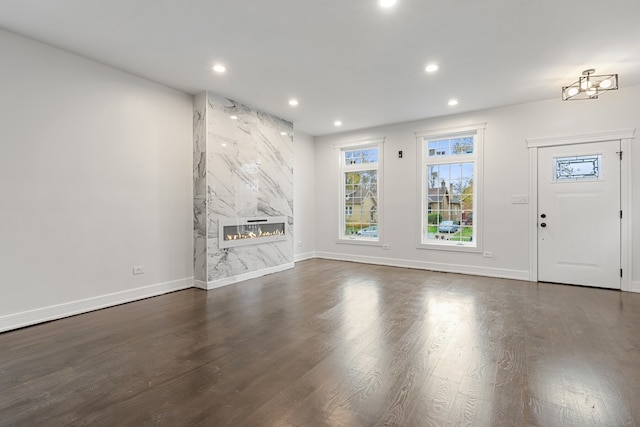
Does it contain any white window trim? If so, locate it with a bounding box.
[335,138,385,246]
[415,123,485,253]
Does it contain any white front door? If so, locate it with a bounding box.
[537,140,621,289]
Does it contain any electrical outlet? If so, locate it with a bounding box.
[383,244,390,250]
[133,266,145,275]
[483,251,493,258]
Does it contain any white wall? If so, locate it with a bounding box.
[0,29,194,331]
[314,86,640,289]
[293,130,316,260]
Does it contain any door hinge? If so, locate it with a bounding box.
[620,210,623,219]
[621,268,623,278]
[617,151,623,160]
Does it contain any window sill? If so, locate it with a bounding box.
[416,241,480,253]
[337,237,382,247]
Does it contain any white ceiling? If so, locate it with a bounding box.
[1,0,639,136]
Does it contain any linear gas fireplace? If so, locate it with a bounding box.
[219,216,288,249]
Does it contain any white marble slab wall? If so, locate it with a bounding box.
[193,93,208,284]
[195,92,294,286]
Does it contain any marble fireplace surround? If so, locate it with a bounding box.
[194,92,294,290]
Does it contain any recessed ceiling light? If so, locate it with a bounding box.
[379,0,397,8]
[288,99,299,107]
[280,131,288,136]
[334,120,343,127]
[425,64,439,73]
[230,115,238,120]
[212,64,226,73]
[448,99,458,106]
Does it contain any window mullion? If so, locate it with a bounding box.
[344,164,377,173]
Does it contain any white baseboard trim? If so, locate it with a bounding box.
[314,252,530,281]
[193,279,208,290]
[632,281,640,293]
[0,277,194,333]
[203,262,295,290]
[294,252,317,262]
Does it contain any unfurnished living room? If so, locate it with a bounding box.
[1,1,639,426]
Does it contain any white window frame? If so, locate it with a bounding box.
[335,138,384,245]
[416,123,485,252]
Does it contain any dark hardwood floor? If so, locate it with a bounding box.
[1,259,639,426]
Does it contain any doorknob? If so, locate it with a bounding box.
[540,223,547,228]
[540,214,546,218]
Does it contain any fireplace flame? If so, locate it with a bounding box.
[225,226,284,241]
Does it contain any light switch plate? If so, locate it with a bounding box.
[511,195,529,204]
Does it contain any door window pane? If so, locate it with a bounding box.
[554,154,601,181]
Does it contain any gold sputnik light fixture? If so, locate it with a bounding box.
[562,69,618,101]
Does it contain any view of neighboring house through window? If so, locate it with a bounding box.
[339,140,383,241]
[418,125,484,249]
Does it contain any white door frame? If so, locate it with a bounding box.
[527,129,635,292]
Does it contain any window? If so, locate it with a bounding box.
[554,154,601,181]
[338,139,384,242]
[417,124,484,250]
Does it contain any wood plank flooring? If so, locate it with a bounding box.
[1,259,639,426]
